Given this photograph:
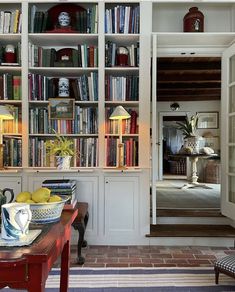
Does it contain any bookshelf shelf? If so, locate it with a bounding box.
[29,68,98,76]
[0,67,21,72]
[0,100,22,104]
[0,34,21,41]
[105,101,139,106]
[28,33,98,46]
[25,168,95,173]
[29,133,98,137]
[105,67,139,72]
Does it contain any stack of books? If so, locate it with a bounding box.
[42,179,77,209]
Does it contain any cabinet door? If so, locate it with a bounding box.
[64,176,98,238]
[104,176,139,239]
[26,176,62,192]
[0,177,22,200]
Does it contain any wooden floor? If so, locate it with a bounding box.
[147,224,235,237]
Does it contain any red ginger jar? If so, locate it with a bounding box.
[183,7,204,32]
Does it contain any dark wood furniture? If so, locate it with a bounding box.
[72,202,89,265]
[214,255,235,284]
[0,208,78,292]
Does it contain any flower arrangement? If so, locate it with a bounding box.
[45,131,75,157]
[177,114,198,138]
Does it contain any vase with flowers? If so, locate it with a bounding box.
[177,114,200,154]
[45,131,76,170]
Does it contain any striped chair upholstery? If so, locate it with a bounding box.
[214,255,235,284]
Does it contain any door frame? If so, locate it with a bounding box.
[221,42,235,222]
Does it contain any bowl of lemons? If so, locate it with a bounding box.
[15,188,69,224]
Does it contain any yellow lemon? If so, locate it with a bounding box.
[32,187,51,203]
[25,199,35,204]
[48,195,62,203]
[16,191,32,203]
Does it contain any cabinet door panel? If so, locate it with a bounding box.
[27,176,63,192]
[105,176,139,236]
[64,176,98,236]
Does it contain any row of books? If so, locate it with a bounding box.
[105,75,139,101]
[28,73,98,102]
[105,108,138,135]
[0,74,21,100]
[3,137,22,167]
[72,73,98,101]
[105,137,138,167]
[3,106,21,134]
[0,9,22,34]
[105,5,140,34]
[30,5,98,34]
[0,43,21,66]
[29,137,98,168]
[29,106,98,134]
[105,41,139,67]
[76,44,98,68]
[29,45,98,68]
[42,179,77,209]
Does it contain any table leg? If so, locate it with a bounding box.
[60,239,70,292]
[27,265,46,292]
[181,156,212,189]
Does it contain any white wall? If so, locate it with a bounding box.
[157,100,220,138]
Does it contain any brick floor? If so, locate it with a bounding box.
[68,245,235,268]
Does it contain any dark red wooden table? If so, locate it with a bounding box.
[0,208,78,292]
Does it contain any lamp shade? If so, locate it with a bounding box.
[109,106,131,120]
[0,106,14,120]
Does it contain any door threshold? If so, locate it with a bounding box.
[147,224,235,238]
[157,208,222,217]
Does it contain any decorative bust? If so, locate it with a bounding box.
[58,78,69,97]
[58,11,71,28]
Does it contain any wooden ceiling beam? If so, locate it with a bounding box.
[157,95,221,101]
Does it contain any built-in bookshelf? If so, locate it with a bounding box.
[104,2,140,167]
[0,0,151,171]
[0,2,22,168]
[27,2,99,168]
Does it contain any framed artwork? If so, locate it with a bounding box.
[197,112,219,129]
[49,98,75,120]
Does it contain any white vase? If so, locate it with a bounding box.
[56,156,71,170]
[184,136,200,154]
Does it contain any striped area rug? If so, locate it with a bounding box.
[5,267,235,291]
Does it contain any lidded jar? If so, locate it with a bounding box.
[183,7,204,32]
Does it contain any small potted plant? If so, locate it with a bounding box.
[45,131,75,170]
[177,114,200,153]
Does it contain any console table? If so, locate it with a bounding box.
[72,202,89,265]
[0,208,78,292]
[171,154,218,189]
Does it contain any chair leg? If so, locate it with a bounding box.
[214,267,219,284]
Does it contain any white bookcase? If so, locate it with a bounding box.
[1,0,234,245]
[0,0,151,245]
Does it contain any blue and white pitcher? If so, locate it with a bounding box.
[1,203,32,240]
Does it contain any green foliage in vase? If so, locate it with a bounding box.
[45,131,75,157]
[177,114,198,138]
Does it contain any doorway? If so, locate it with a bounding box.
[154,56,221,215]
